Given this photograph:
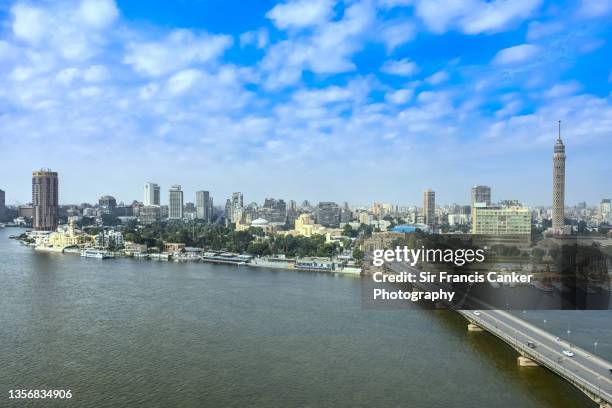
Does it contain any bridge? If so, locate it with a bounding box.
[384,261,612,407]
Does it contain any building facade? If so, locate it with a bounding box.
[471,185,491,207]
[168,185,184,220]
[423,189,436,229]
[32,169,59,231]
[196,191,213,222]
[317,202,340,227]
[144,182,160,206]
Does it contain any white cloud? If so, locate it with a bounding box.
[78,0,119,29]
[166,69,202,95]
[261,1,374,89]
[385,89,413,104]
[11,0,119,61]
[124,29,233,77]
[492,44,539,65]
[414,0,542,34]
[56,67,81,85]
[543,81,582,99]
[378,19,415,52]
[578,0,612,18]
[83,65,109,82]
[380,58,418,76]
[266,0,335,29]
[526,21,564,41]
[240,28,269,49]
[426,70,449,85]
[11,4,46,43]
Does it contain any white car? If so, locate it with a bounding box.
[473,311,481,316]
[562,350,574,357]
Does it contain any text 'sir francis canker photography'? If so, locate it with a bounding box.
[0,0,611,407]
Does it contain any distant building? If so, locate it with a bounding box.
[0,188,5,219]
[98,195,117,214]
[317,202,340,227]
[472,205,531,235]
[261,198,287,224]
[144,182,160,206]
[168,185,184,220]
[139,205,160,224]
[423,189,436,229]
[471,185,491,207]
[600,199,611,224]
[195,191,213,222]
[226,192,244,224]
[293,213,326,237]
[32,169,59,231]
[340,202,352,223]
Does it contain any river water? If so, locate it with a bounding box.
[1,228,609,407]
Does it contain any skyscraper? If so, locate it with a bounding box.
[0,188,5,220]
[196,191,213,222]
[228,192,244,223]
[552,121,566,233]
[144,182,160,206]
[316,202,340,227]
[32,169,59,231]
[471,185,491,207]
[423,189,436,229]
[168,185,184,220]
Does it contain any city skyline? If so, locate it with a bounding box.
[0,0,611,205]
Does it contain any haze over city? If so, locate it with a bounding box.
[0,0,611,205]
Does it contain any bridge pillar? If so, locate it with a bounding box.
[467,323,483,332]
[517,356,539,367]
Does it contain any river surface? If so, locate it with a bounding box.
[1,227,610,407]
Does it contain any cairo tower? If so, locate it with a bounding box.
[552,121,566,234]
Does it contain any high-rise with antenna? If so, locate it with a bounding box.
[552,120,566,234]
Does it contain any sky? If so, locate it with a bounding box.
[0,0,611,207]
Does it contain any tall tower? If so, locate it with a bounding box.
[144,182,160,206]
[423,189,436,230]
[552,120,566,233]
[32,169,59,231]
[168,185,184,220]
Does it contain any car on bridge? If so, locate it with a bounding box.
[562,350,574,357]
[527,342,536,349]
[473,311,481,316]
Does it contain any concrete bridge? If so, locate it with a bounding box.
[384,261,612,407]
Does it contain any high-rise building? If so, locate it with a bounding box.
[552,121,566,233]
[168,185,184,220]
[98,195,117,214]
[423,189,436,229]
[144,182,160,206]
[32,169,59,231]
[471,185,491,207]
[0,188,5,221]
[227,192,244,223]
[196,191,213,222]
[261,198,287,224]
[600,199,611,224]
[317,202,340,227]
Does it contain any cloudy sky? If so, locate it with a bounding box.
[0,0,610,207]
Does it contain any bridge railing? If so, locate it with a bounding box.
[460,311,611,405]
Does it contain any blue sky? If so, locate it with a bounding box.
[0,0,611,207]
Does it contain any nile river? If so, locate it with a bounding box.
[1,228,609,407]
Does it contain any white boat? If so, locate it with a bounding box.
[80,248,114,259]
